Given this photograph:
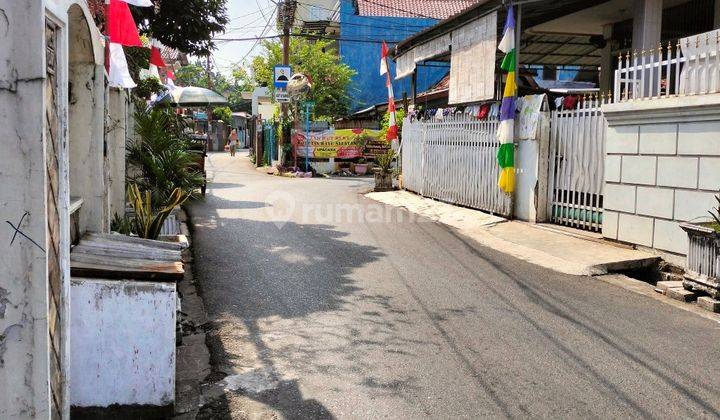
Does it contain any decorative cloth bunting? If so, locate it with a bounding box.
[496,7,516,194]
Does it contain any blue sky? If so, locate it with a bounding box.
[212,0,279,75]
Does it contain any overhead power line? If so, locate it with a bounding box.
[215,33,410,45]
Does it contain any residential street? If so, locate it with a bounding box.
[189,152,720,419]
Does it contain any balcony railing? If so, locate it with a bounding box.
[614,29,720,102]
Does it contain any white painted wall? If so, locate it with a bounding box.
[0,1,53,417]
[107,89,129,219]
[603,95,720,255]
[70,279,176,408]
[0,1,107,417]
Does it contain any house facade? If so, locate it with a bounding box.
[394,0,720,258]
[334,0,475,111]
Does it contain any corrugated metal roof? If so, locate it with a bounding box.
[356,0,479,19]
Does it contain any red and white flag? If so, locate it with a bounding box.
[380,41,398,146]
[149,39,166,67]
[105,0,152,88]
[107,0,143,47]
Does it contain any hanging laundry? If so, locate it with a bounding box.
[562,95,579,110]
[518,94,546,140]
[477,104,490,120]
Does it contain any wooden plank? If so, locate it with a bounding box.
[70,261,183,282]
[71,252,183,271]
[84,233,187,251]
[74,241,181,261]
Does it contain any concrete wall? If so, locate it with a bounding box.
[0,1,106,417]
[70,279,176,408]
[0,1,54,417]
[338,0,446,111]
[602,96,720,255]
[107,89,129,219]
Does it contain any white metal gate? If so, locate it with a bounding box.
[402,117,512,217]
[548,101,606,232]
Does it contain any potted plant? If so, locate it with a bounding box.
[680,194,720,298]
[354,158,369,175]
[373,150,395,192]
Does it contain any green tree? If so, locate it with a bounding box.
[87,0,228,56]
[251,38,355,119]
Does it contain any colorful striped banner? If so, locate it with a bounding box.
[497,7,516,194]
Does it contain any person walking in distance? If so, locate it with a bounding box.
[229,129,239,157]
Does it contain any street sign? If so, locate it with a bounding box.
[274,88,290,103]
[273,65,291,88]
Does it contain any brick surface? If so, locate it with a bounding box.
[667,288,697,302]
[621,155,657,185]
[618,213,654,247]
[653,219,688,255]
[656,157,698,189]
[604,183,636,213]
[697,296,720,313]
[636,187,674,219]
[698,157,720,191]
[678,121,720,155]
[674,190,718,222]
[639,124,677,155]
[605,155,621,183]
[607,125,639,154]
[602,210,619,240]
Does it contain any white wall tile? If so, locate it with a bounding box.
[674,190,719,222]
[621,155,656,185]
[604,183,636,213]
[699,157,720,191]
[653,219,688,255]
[605,155,621,182]
[636,187,674,219]
[678,121,720,155]
[607,125,639,154]
[639,124,677,155]
[656,157,698,189]
[618,213,655,247]
[602,210,619,240]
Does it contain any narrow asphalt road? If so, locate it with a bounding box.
[189,152,720,419]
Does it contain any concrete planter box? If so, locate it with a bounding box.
[680,222,720,298]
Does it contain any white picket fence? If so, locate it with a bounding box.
[401,116,512,217]
[614,29,720,101]
[548,100,606,232]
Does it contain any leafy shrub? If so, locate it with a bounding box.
[127,108,205,204]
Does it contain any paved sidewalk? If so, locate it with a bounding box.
[366,190,659,276]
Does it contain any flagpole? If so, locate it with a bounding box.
[511,4,521,219]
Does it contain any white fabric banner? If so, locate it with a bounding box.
[108,42,136,88]
[121,0,154,7]
[449,12,497,104]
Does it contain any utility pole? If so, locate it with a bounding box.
[279,0,295,160]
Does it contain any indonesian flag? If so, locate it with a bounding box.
[149,39,166,67]
[108,0,143,47]
[380,41,398,146]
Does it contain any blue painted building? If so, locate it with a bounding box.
[337,0,471,112]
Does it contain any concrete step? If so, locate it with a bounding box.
[667,288,698,302]
[697,296,720,313]
[654,280,684,295]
